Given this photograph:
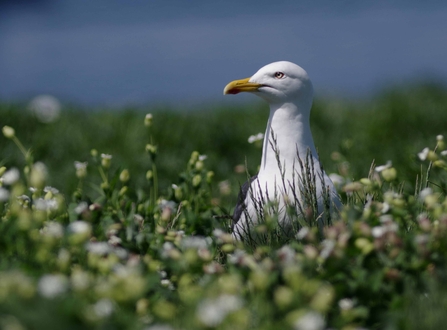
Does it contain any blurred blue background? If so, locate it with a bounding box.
[1,0,446,106]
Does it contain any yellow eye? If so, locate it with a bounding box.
[274,72,285,79]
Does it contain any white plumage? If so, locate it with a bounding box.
[224,61,341,240]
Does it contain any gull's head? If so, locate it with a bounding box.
[223,61,313,105]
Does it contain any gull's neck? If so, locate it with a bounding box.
[260,101,317,175]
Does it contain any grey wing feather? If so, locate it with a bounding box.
[232,174,257,230]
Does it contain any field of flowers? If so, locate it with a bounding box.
[1,83,447,329]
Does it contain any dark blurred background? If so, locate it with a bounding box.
[1,0,447,106]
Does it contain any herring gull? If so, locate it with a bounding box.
[223,61,341,240]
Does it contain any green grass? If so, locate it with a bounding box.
[1,82,447,329]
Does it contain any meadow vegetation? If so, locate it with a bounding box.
[1,82,447,329]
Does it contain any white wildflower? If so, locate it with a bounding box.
[419,187,433,201]
[248,132,264,144]
[158,199,177,212]
[386,222,398,232]
[372,226,385,238]
[338,298,354,310]
[293,311,325,330]
[100,154,112,169]
[0,187,10,202]
[161,279,175,290]
[218,180,231,195]
[17,195,30,203]
[379,214,393,223]
[58,249,70,266]
[415,234,430,245]
[161,242,175,259]
[134,214,144,225]
[319,239,335,259]
[44,186,59,194]
[113,247,128,259]
[160,279,171,287]
[296,227,310,240]
[328,173,344,189]
[71,270,91,291]
[199,154,207,161]
[34,198,59,211]
[74,161,88,178]
[212,229,224,238]
[38,274,68,298]
[28,94,61,123]
[74,201,88,214]
[372,221,397,238]
[196,295,243,327]
[108,235,122,246]
[68,221,91,234]
[144,113,153,127]
[228,249,247,264]
[375,161,392,172]
[277,245,296,265]
[93,298,114,318]
[441,150,447,156]
[1,168,20,185]
[437,135,444,141]
[203,262,223,274]
[74,161,88,170]
[41,221,64,238]
[418,148,429,161]
[381,202,390,213]
[181,236,212,250]
[86,242,111,256]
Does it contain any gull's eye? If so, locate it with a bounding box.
[274,72,285,79]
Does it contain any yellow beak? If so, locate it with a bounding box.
[223,77,263,95]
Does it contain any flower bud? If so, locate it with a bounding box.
[192,174,201,187]
[101,154,112,169]
[250,270,269,290]
[145,144,157,156]
[119,169,130,183]
[195,161,204,171]
[381,167,397,181]
[146,170,153,181]
[68,221,92,244]
[30,162,48,189]
[136,298,149,315]
[355,238,373,255]
[221,243,234,253]
[188,151,199,166]
[274,286,294,308]
[427,150,438,162]
[119,186,128,196]
[206,171,214,184]
[2,126,15,139]
[173,186,183,200]
[90,149,98,157]
[359,178,372,186]
[144,113,153,127]
[74,161,88,179]
[434,160,446,168]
